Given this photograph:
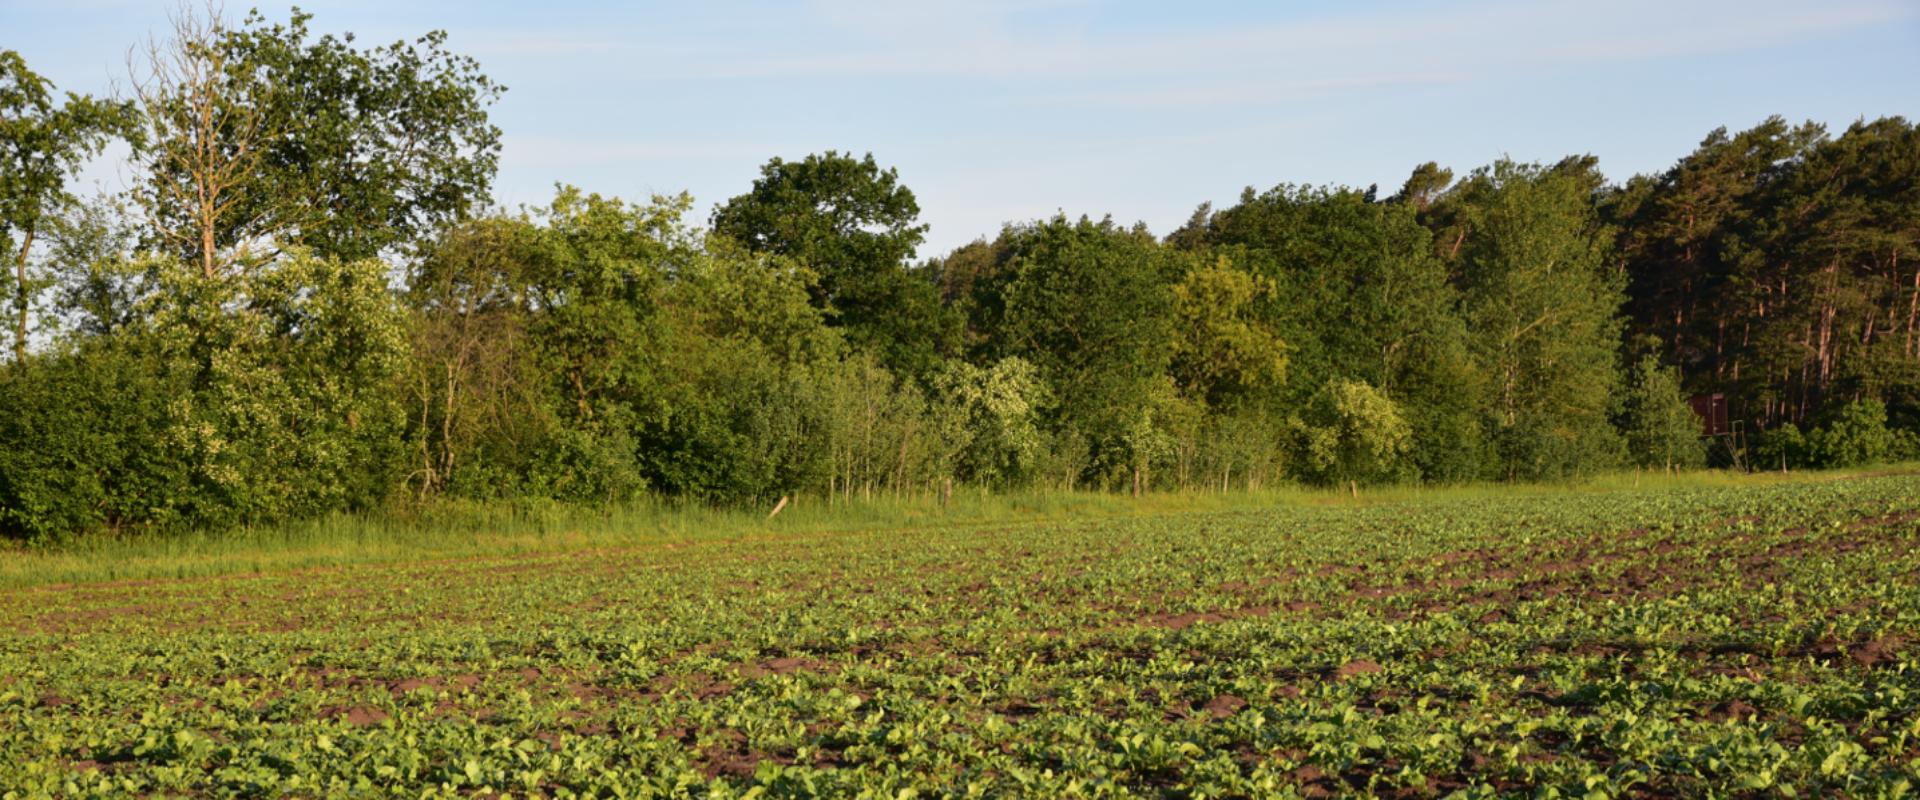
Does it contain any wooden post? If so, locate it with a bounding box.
[766,496,789,519]
[1349,480,1358,499]
[942,477,952,508]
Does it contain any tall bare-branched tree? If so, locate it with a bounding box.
[126,2,504,280]
[126,2,288,280]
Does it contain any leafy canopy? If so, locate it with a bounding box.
[0,50,140,359]
[131,7,504,270]
[710,151,955,379]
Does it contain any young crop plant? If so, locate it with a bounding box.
[1,475,1917,797]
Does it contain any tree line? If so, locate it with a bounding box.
[2,9,1916,541]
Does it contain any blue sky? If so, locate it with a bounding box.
[8,0,1919,256]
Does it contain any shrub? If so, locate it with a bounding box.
[1293,379,1413,486]
[1808,399,1894,468]
[1617,357,1707,470]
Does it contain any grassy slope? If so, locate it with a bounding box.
[1,466,1899,590]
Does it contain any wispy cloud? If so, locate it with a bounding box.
[503,136,775,166]
[462,37,632,57]
[1030,72,1476,111]
[493,0,1913,101]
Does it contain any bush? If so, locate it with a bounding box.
[1808,399,1894,468]
[1892,428,1920,462]
[0,344,191,542]
[143,253,413,525]
[931,357,1048,488]
[0,251,413,540]
[1617,357,1707,470]
[1751,423,1810,471]
[1486,411,1624,483]
[1292,379,1413,486]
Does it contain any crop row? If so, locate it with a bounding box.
[2,477,1917,798]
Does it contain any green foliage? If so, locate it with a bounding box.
[1605,118,1813,390]
[638,341,856,503]
[671,237,844,367]
[0,342,189,541]
[1386,161,1453,210]
[1894,428,1920,462]
[1485,410,1625,483]
[1202,184,1483,483]
[1611,116,1920,433]
[931,357,1048,487]
[144,251,414,525]
[1752,423,1810,472]
[131,8,503,268]
[711,151,956,380]
[45,194,151,339]
[1618,356,1708,470]
[16,22,1920,548]
[0,49,139,360]
[635,242,846,501]
[407,187,835,504]
[711,151,924,287]
[403,213,558,501]
[1443,159,1628,480]
[810,355,931,501]
[1809,399,1896,468]
[1167,256,1289,407]
[1292,379,1413,486]
[1757,400,1903,471]
[0,250,411,538]
[1118,377,1185,486]
[929,232,1017,347]
[979,215,1177,474]
[1195,411,1288,491]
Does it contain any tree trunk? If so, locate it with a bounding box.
[1815,263,1840,396]
[13,225,33,363]
[1905,258,1918,359]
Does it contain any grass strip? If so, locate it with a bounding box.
[0,464,1903,591]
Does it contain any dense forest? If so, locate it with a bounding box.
[2,10,1917,541]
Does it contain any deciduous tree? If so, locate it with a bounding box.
[128,5,503,278]
[1618,354,1708,470]
[711,151,957,380]
[1446,159,1628,479]
[0,51,138,360]
[979,215,1176,470]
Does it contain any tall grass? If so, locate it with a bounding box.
[2,464,1907,591]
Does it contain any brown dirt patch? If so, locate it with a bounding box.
[1200,694,1247,719]
[738,657,833,678]
[1145,612,1226,629]
[325,705,391,726]
[1335,660,1383,680]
